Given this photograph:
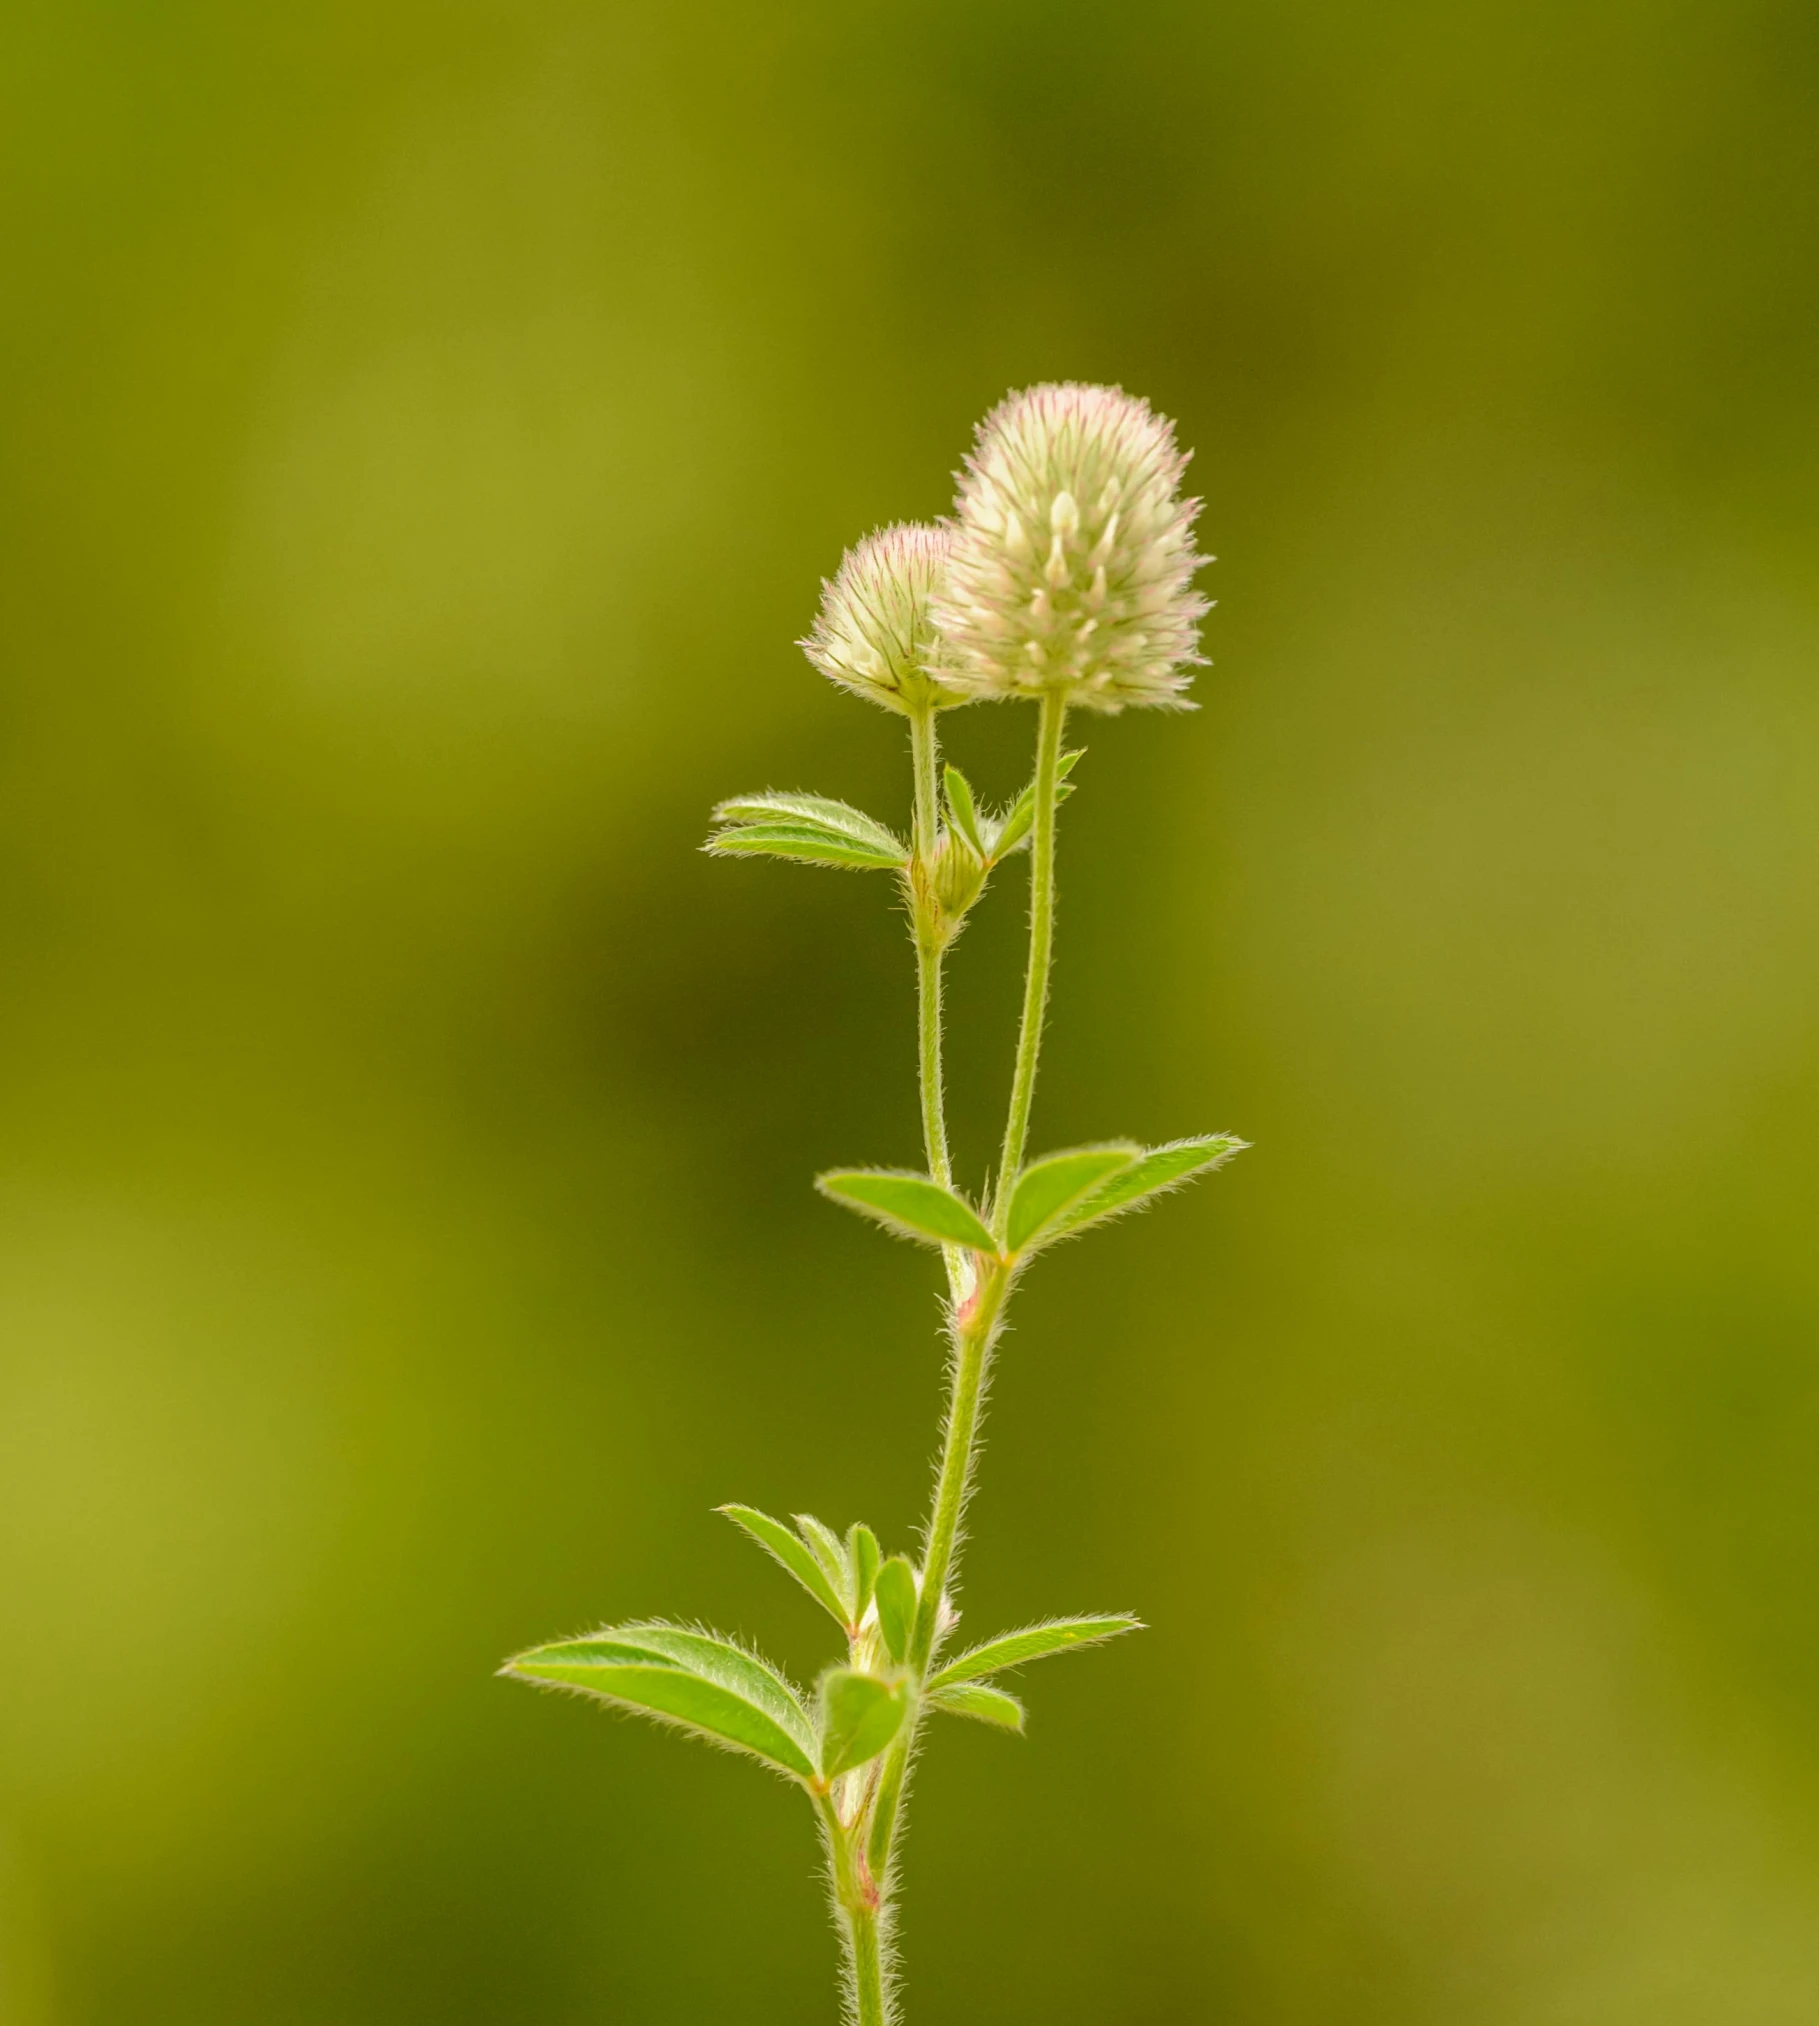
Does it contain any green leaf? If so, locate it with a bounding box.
[816,1170,999,1253]
[1005,1144,1140,1253]
[989,749,1083,860]
[928,1680,1026,1731]
[706,823,904,871]
[820,1669,911,1777]
[873,1557,918,1665]
[717,1504,851,1627]
[942,765,986,859]
[1054,1135,1249,1238]
[929,1614,1144,1687]
[505,1622,817,1780]
[794,1514,854,1619]
[711,793,906,860]
[848,1524,881,1622]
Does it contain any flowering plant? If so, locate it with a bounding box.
[503,384,1244,2024]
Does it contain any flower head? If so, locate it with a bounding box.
[801,523,969,715]
[932,383,1209,712]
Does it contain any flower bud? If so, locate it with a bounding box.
[932,383,1209,712]
[922,827,986,946]
[801,522,970,715]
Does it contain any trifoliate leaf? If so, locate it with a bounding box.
[815,1170,999,1253]
[927,1680,1025,1731]
[1005,1144,1140,1253]
[929,1615,1143,1687]
[1053,1135,1248,1238]
[718,1504,851,1627]
[848,1524,881,1622]
[819,1669,911,1777]
[504,1622,817,1780]
[873,1557,918,1665]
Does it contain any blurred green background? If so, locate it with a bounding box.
[3,1,1818,2020]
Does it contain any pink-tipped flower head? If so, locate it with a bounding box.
[933,383,1209,712]
[801,522,970,715]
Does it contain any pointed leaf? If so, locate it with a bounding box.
[816,1170,999,1253]
[820,1669,911,1777]
[793,1514,854,1619]
[718,1504,850,1626]
[989,750,1083,860]
[848,1524,881,1622]
[873,1557,918,1665]
[942,765,986,859]
[930,1615,1144,1687]
[604,1624,816,1748]
[711,793,906,859]
[505,1623,816,1780]
[1054,1135,1249,1238]
[706,823,904,871]
[1006,1145,1140,1253]
[928,1680,1026,1731]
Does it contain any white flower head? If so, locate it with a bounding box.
[801,522,970,715]
[933,383,1209,712]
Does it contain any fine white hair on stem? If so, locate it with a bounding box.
[933,382,1210,712]
[916,1296,1011,1644]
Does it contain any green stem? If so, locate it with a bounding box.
[910,708,942,890]
[853,698,1072,2017]
[909,709,950,1186]
[916,931,950,1189]
[991,692,1068,1229]
[865,1731,910,1884]
[863,698,1074,1935]
[860,1261,1007,1984]
[819,1794,889,2026]
[850,1903,887,2026]
[909,708,964,1302]
[909,1262,1009,1671]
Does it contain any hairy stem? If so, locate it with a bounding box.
[909,708,965,1303]
[820,1794,890,2026]
[858,1259,1008,1999]
[849,1903,887,2026]
[865,1728,910,1884]
[991,691,1068,1228]
[860,698,1074,1972]
[910,1261,1009,1670]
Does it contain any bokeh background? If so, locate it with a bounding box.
[4,1,1818,2020]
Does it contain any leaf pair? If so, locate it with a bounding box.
[816,1134,1247,1260]
[924,1614,1143,1735]
[705,793,906,872]
[1005,1136,1248,1252]
[505,1623,912,1785]
[942,752,1082,868]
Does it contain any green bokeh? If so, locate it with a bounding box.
[3,2,1818,2020]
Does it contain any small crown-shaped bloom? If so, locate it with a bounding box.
[932,383,1209,712]
[801,523,970,715]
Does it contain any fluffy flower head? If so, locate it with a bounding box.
[801,522,968,715]
[932,383,1208,712]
